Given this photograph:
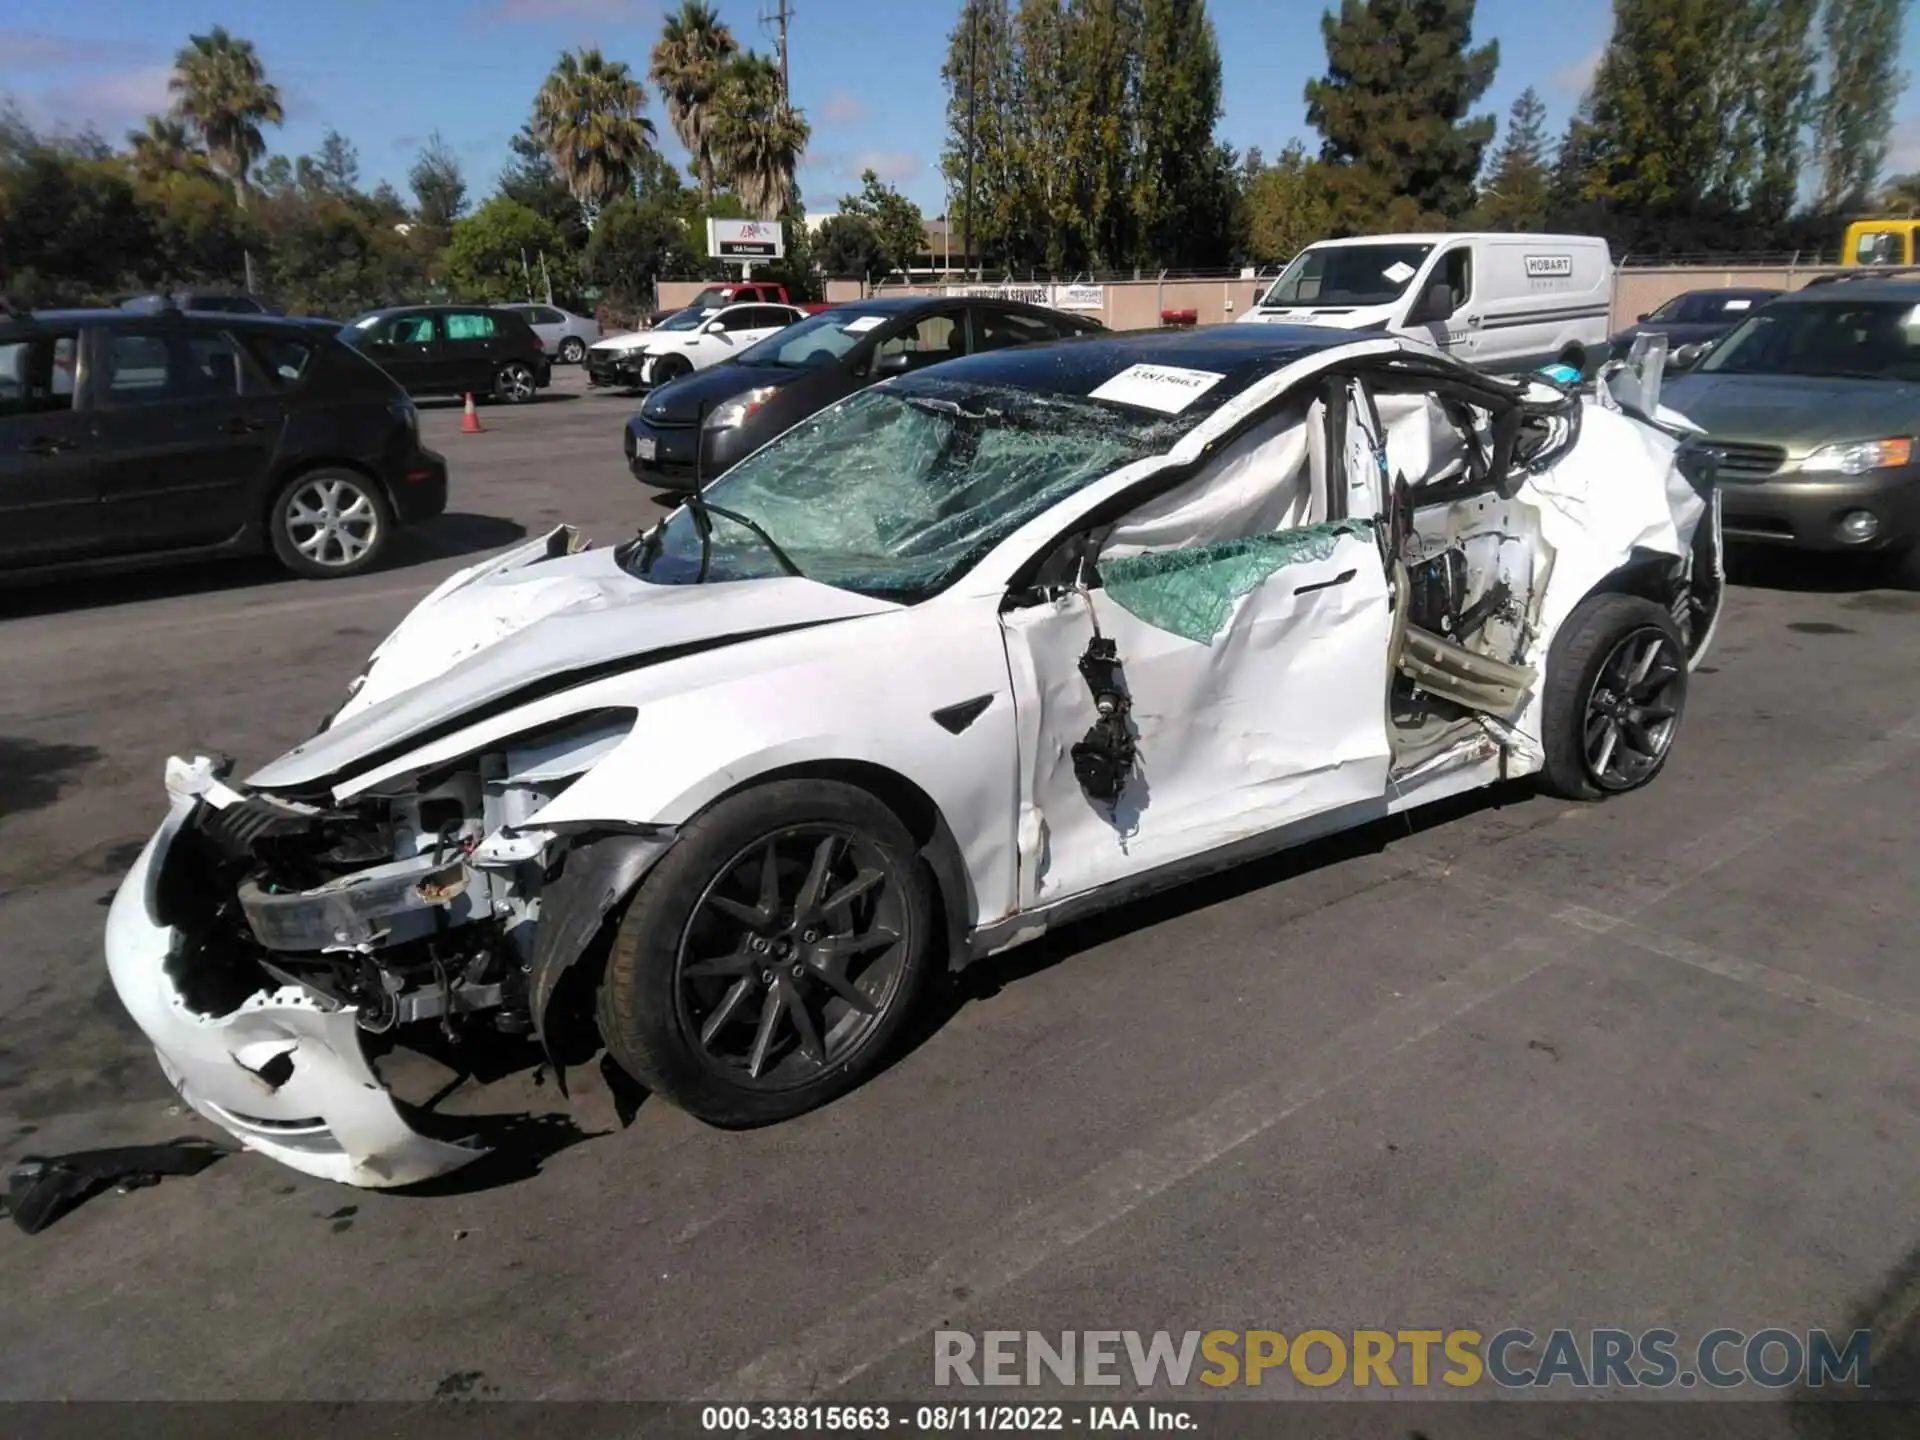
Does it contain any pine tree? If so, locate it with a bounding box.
[1062,0,1142,268]
[1304,0,1499,230]
[939,0,1019,269]
[1476,87,1551,230]
[1814,0,1910,211]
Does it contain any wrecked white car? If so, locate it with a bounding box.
[105,327,1721,1187]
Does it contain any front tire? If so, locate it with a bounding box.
[597,780,937,1128]
[1539,593,1688,800]
[1887,540,1920,591]
[495,361,537,403]
[267,468,394,579]
[650,353,692,386]
[559,336,587,365]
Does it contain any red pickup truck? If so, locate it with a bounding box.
[646,282,831,326]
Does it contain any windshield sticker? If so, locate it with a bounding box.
[1723,298,1752,311]
[1089,363,1227,415]
[842,315,887,333]
[1382,261,1416,284]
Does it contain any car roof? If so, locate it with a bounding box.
[11,308,340,334]
[1775,279,1920,304]
[896,323,1358,408]
[1676,286,1783,298]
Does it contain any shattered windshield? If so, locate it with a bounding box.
[1261,244,1433,308]
[1700,301,1920,380]
[629,378,1185,599]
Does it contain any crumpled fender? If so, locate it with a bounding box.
[526,832,674,1061]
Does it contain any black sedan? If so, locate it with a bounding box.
[624,296,1104,493]
[1609,287,1782,361]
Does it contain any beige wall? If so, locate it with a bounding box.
[656,280,712,311]
[1608,265,1844,330]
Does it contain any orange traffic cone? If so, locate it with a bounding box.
[461,393,485,434]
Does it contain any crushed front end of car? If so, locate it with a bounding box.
[106,735,669,1188]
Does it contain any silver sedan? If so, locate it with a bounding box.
[500,303,602,365]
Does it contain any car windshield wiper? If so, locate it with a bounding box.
[670,399,804,583]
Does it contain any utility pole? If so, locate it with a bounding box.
[963,0,978,284]
[761,0,793,104]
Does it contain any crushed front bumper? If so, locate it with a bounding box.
[104,795,486,1188]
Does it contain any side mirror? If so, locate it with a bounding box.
[1670,342,1706,372]
[875,350,910,376]
[702,321,725,335]
[1410,282,1455,325]
[1636,312,1650,322]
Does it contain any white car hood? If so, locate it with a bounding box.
[248,528,900,792]
[590,331,655,354]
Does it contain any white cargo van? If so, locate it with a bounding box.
[1237,232,1614,374]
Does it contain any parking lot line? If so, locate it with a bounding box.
[661,713,1920,1403]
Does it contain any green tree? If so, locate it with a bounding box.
[1240,141,1335,263]
[1131,0,1229,268]
[650,0,739,204]
[167,26,284,205]
[126,116,209,184]
[940,0,1023,270]
[1061,0,1140,268]
[584,193,698,302]
[314,128,361,195]
[137,169,257,283]
[816,212,889,278]
[838,169,925,274]
[533,47,658,217]
[1305,0,1498,230]
[1813,0,1910,211]
[498,123,585,245]
[1882,172,1920,215]
[0,147,152,300]
[1475,87,1552,230]
[709,51,810,219]
[1578,0,1753,213]
[409,131,469,238]
[1742,0,1818,225]
[443,195,577,303]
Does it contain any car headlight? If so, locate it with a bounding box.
[1801,437,1914,474]
[704,386,782,430]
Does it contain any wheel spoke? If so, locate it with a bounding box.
[1620,717,1661,758]
[684,947,757,980]
[819,867,883,916]
[1591,719,1621,776]
[779,979,826,1065]
[708,843,780,929]
[296,529,327,557]
[808,961,879,1015]
[1626,635,1662,687]
[814,926,900,960]
[699,977,756,1049]
[1629,660,1680,700]
[795,835,839,918]
[747,987,783,1078]
[1638,702,1678,724]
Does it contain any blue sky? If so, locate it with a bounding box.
[4,0,1918,215]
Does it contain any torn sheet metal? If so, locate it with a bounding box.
[1101,520,1373,644]
[1000,525,1393,907]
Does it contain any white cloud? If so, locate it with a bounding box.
[16,64,172,137]
[844,149,920,184]
[1551,46,1603,97]
[0,29,150,71]
[820,91,867,125]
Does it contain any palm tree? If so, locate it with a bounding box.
[533,47,658,219]
[649,1,738,204]
[710,52,810,220]
[166,26,283,205]
[126,115,210,184]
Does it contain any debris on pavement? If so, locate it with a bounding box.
[2,1137,227,1234]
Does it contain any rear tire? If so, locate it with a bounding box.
[267,467,394,579]
[559,336,586,365]
[597,780,937,1128]
[494,361,537,403]
[1539,593,1688,801]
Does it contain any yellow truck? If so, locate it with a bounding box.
[1842,218,1920,266]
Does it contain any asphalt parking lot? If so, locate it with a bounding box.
[3,365,1919,1417]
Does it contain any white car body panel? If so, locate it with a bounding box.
[103,333,1715,1186]
[625,303,804,384]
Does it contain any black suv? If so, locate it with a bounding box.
[0,306,448,583]
[339,305,552,404]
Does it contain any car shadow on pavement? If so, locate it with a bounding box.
[0,513,528,620]
[931,780,1541,1026]
[1727,547,1912,597]
[1787,1241,1920,1432]
[417,392,581,410]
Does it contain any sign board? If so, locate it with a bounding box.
[1051,283,1105,311]
[708,218,784,260]
[1523,254,1573,278]
[944,282,1106,313]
